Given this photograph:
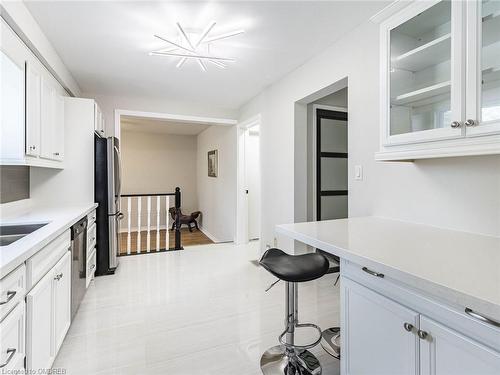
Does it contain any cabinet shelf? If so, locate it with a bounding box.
[483,10,500,47]
[392,33,451,72]
[392,81,450,105]
[483,66,500,84]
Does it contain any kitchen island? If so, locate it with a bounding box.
[277,217,500,374]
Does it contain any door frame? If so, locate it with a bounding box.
[312,105,347,221]
[236,114,261,244]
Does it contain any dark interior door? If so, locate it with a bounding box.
[316,109,348,221]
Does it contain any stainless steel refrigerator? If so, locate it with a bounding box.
[94,135,122,275]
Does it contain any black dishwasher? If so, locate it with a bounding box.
[71,217,87,319]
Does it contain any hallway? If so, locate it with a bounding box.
[53,242,340,374]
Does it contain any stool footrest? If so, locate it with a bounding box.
[278,322,322,350]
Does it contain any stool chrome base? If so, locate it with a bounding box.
[320,327,341,360]
[261,345,322,375]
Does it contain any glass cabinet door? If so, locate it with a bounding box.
[386,0,464,144]
[466,0,500,136]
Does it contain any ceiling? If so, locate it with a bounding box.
[121,116,210,136]
[25,1,389,109]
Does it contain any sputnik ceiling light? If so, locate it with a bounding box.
[149,21,244,71]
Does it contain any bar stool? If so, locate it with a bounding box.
[259,248,329,375]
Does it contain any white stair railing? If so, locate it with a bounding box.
[120,193,176,255]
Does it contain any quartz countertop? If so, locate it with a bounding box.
[276,216,500,322]
[0,204,98,278]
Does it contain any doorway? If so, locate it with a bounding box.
[236,114,261,244]
[315,108,348,220]
[245,125,261,240]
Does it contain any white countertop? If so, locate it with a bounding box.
[0,204,97,278]
[277,217,500,321]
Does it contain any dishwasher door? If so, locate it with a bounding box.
[71,217,87,319]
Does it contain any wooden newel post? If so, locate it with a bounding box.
[174,187,182,250]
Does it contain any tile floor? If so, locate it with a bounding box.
[53,241,340,374]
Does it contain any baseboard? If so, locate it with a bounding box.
[198,226,221,243]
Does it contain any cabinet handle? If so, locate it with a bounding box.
[465,308,500,328]
[417,330,428,340]
[450,121,462,128]
[362,267,384,278]
[0,291,16,305]
[54,273,63,281]
[403,322,414,332]
[0,348,16,368]
[464,119,476,127]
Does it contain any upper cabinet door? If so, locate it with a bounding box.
[40,77,54,160]
[465,0,500,137]
[26,61,41,157]
[382,0,465,145]
[52,93,64,161]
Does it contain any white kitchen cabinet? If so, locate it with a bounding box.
[52,92,65,161]
[0,302,26,371]
[0,17,65,168]
[342,277,419,375]
[40,77,64,162]
[40,77,54,160]
[26,251,71,371]
[0,34,25,165]
[419,315,500,375]
[342,261,500,375]
[377,0,500,160]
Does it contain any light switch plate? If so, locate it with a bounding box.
[354,165,363,180]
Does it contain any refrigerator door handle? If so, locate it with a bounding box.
[114,145,122,198]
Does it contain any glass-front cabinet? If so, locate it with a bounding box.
[377,0,500,160]
[466,0,500,137]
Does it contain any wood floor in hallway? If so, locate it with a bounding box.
[119,228,214,255]
[53,242,340,374]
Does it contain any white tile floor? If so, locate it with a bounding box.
[54,242,340,374]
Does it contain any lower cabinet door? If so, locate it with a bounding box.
[341,277,419,375]
[26,269,54,370]
[419,316,500,375]
[53,251,71,352]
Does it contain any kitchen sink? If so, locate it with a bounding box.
[0,223,48,246]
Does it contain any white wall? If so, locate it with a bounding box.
[120,129,198,214]
[86,93,239,138]
[196,125,237,242]
[239,20,500,253]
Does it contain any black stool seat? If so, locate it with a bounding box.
[260,248,329,283]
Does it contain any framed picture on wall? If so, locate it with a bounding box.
[208,150,218,177]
